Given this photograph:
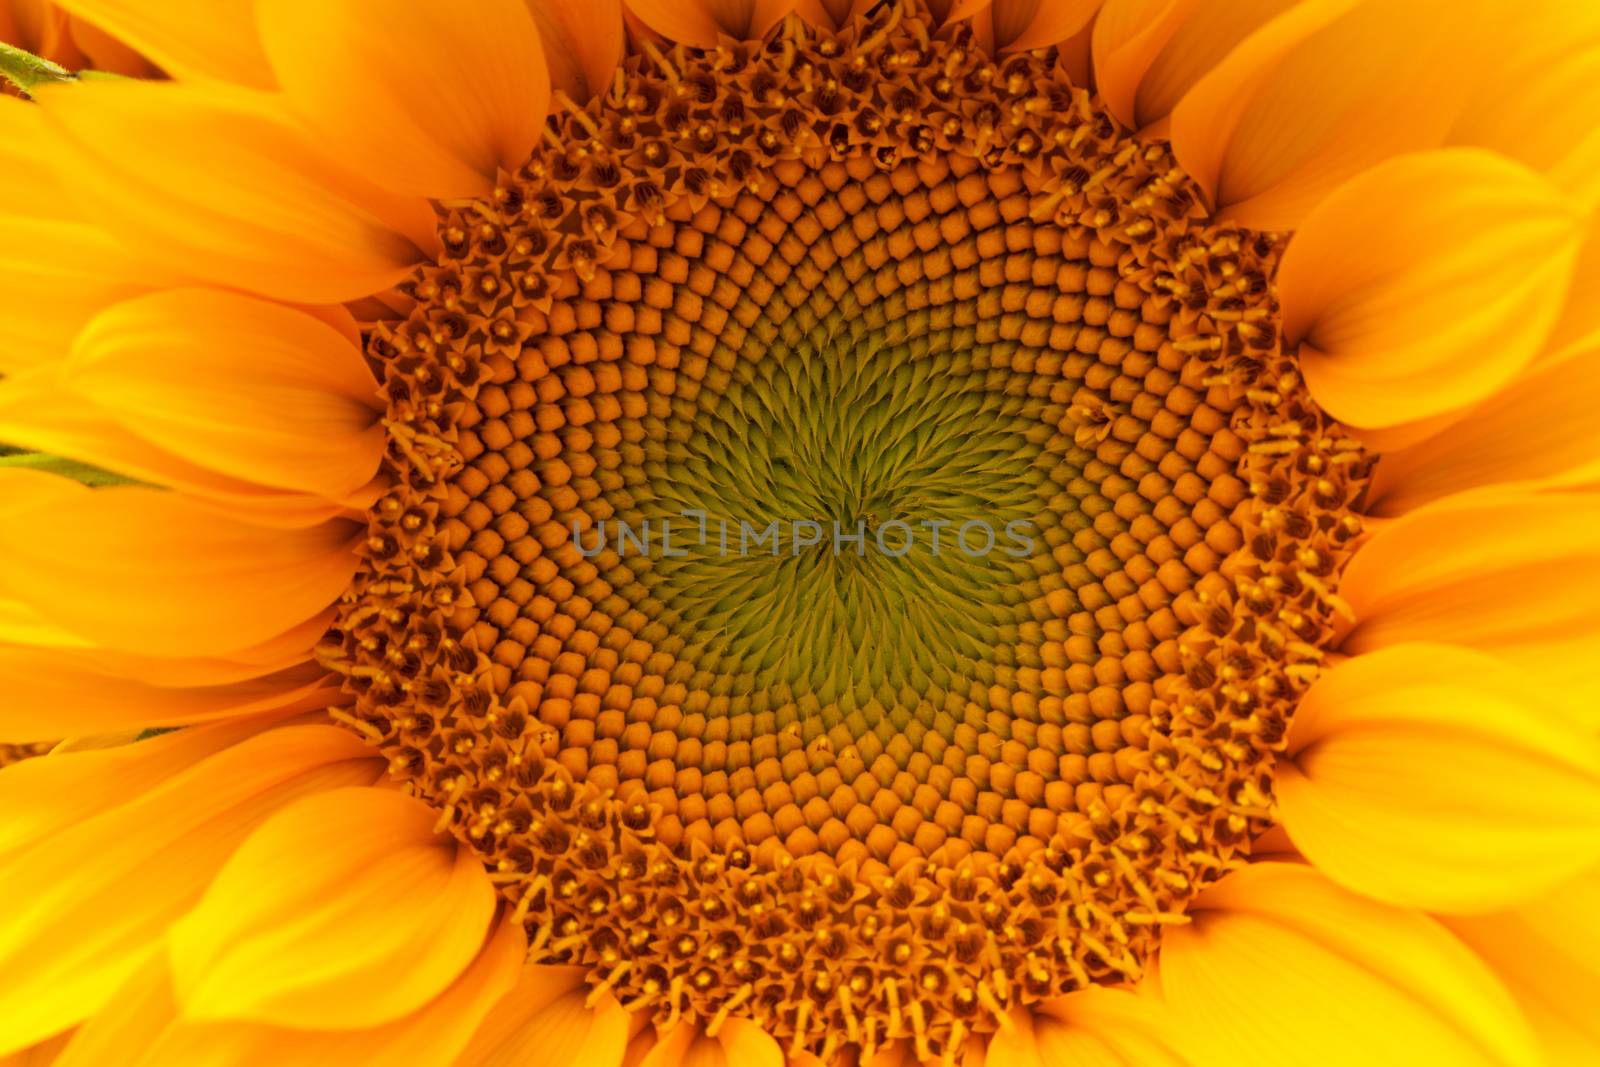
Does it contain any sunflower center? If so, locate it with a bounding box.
[324,4,1368,1061]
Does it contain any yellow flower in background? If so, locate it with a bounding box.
[1,0,1599,1065]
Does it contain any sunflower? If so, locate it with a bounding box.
[2,0,1598,1064]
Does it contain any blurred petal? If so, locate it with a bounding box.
[1447,0,1600,186]
[0,97,69,221]
[1161,863,1539,1067]
[1278,644,1600,912]
[1280,149,1585,429]
[52,0,273,85]
[1445,867,1600,1066]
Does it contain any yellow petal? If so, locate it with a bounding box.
[1169,0,1491,230]
[65,289,384,503]
[623,0,798,48]
[35,79,436,304]
[454,964,630,1067]
[0,714,279,854]
[0,725,382,1055]
[1278,644,1600,913]
[168,787,497,1029]
[258,0,550,199]
[1339,491,1600,710]
[50,0,272,85]
[1095,0,1302,132]
[0,474,361,658]
[0,218,174,374]
[0,372,359,526]
[1279,149,1585,429]
[54,918,523,1067]
[528,0,625,103]
[1445,866,1600,1066]
[1365,338,1600,516]
[1161,863,1539,1067]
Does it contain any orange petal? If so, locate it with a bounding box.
[0,473,361,658]
[0,372,359,526]
[0,1031,73,1067]
[65,16,162,78]
[65,289,385,503]
[636,1019,784,1067]
[623,0,798,48]
[454,964,630,1067]
[1445,867,1600,1065]
[1169,0,1492,230]
[1364,338,1600,515]
[259,0,550,199]
[0,725,382,1055]
[1446,1,1600,184]
[0,646,333,748]
[1095,0,1302,132]
[35,79,436,304]
[1340,491,1600,709]
[793,0,872,30]
[1278,644,1600,913]
[986,0,1102,52]
[168,787,497,1029]
[1091,0,1196,131]
[50,0,273,85]
[1160,863,1539,1067]
[528,0,626,103]
[1279,149,1585,429]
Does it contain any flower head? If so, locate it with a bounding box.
[2,1,1599,1065]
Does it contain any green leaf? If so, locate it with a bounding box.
[0,41,77,95]
[0,452,140,488]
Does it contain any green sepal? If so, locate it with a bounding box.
[0,41,77,95]
[0,451,140,488]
